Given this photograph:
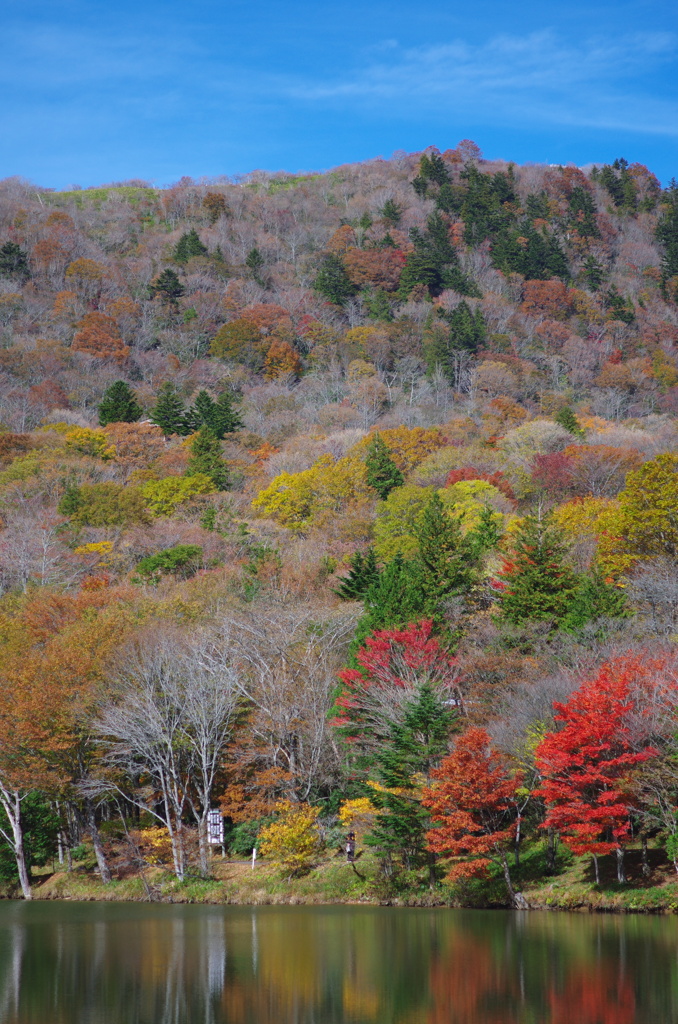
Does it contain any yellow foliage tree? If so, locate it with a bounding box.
[258,802,321,877]
[551,496,631,579]
[65,426,116,461]
[348,426,447,474]
[252,454,371,531]
[338,797,377,839]
[141,474,216,516]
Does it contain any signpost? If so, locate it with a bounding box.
[207,809,224,857]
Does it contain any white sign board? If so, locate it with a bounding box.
[207,810,224,846]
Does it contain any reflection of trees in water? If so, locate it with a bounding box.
[0,907,675,1023]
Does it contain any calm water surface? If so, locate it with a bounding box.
[0,901,675,1023]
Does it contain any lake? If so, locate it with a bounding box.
[0,902,674,1023]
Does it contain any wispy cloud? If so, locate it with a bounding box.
[282,30,678,136]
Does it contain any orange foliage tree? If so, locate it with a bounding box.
[422,727,524,904]
[72,312,129,363]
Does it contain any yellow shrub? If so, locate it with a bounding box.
[258,802,321,876]
[141,474,216,516]
[338,797,377,838]
[65,426,116,461]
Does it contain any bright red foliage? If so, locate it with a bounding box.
[333,620,459,735]
[534,655,662,858]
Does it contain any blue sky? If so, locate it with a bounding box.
[2,0,677,188]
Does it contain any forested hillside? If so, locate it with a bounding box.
[2,142,678,904]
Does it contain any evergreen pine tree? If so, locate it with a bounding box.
[314,254,357,305]
[334,547,380,600]
[365,435,403,500]
[355,555,426,646]
[150,382,188,436]
[0,241,29,280]
[560,570,628,632]
[245,248,265,283]
[186,389,243,438]
[149,268,185,307]
[467,504,503,561]
[379,198,403,226]
[399,212,480,299]
[414,492,478,610]
[497,514,580,625]
[174,229,208,263]
[367,682,454,874]
[186,425,229,490]
[656,180,678,279]
[555,406,584,438]
[98,380,143,426]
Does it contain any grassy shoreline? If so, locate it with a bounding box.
[4,846,678,914]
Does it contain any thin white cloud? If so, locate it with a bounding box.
[282,30,678,136]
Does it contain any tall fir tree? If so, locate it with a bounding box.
[334,547,381,600]
[149,268,184,307]
[355,555,426,647]
[555,405,584,438]
[174,229,208,263]
[98,381,142,426]
[365,435,404,500]
[0,241,29,280]
[186,426,229,490]
[191,389,243,438]
[367,682,454,876]
[414,492,478,610]
[313,253,357,305]
[150,382,187,436]
[497,514,580,625]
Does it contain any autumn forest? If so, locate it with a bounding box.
[1,142,678,908]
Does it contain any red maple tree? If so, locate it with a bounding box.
[534,656,660,883]
[422,727,524,904]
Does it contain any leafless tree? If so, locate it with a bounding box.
[207,608,357,802]
[95,632,241,878]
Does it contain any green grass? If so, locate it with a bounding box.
[42,187,160,208]
[10,841,678,912]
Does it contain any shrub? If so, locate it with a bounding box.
[141,474,216,516]
[132,544,203,584]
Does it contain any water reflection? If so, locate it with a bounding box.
[0,903,674,1023]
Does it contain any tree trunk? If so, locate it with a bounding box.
[546,829,557,874]
[514,814,521,869]
[499,850,528,909]
[592,853,600,885]
[198,816,210,877]
[641,835,651,878]
[84,799,111,884]
[428,850,437,889]
[0,788,32,900]
[616,846,626,884]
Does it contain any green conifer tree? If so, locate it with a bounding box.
[150,382,188,436]
[555,406,584,438]
[0,241,29,280]
[186,426,229,490]
[365,435,404,500]
[174,229,208,263]
[245,247,265,276]
[313,254,357,305]
[355,555,425,646]
[367,682,454,875]
[149,268,185,307]
[560,570,628,632]
[98,381,143,426]
[189,389,243,438]
[414,492,478,610]
[334,547,381,600]
[497,514,580,625]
